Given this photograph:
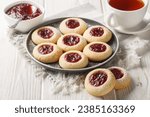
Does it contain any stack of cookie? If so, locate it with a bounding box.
[84,67,131,97]
[32,17,113,69]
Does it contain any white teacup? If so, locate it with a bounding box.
[106,0,149,29]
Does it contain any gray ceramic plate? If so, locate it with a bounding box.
[25,17,119,73]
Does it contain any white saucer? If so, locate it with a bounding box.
[105,13,150,35]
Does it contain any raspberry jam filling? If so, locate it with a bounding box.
[38,45,53,55]
[110,68,124,79]
[65,19,80,29]
[38,28,54,39]
[90,27,104,37]
[6,3,42,20]
[63,35,80,46]
[89,71,108,87]
[65,53,81,63]
[89,43,106,52]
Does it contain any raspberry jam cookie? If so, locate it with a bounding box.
[85,69,116,97]
[33,43,63,63]
[83,25,112,43]
[59,18,87,34]
[59,50,88,69]
[32,26,61,44]
[109,67,131,89]
[83,42,112,62]
[57,33,87,52]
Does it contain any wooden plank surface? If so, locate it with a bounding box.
[0,0,104,100]
[0,0,44,100]
[0,0,150,100]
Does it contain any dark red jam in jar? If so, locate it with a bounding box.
[110,68,124,79]
[65,53,81,63]
[38,28,54,39]
[38,45,53,55]
[6,3,42,20]
[90,27,104,37]
[63,35,80,46]
[65,19,80,29]
[89,71,107,87]
[89,44,106,52]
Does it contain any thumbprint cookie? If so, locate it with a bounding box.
[32,26,61,44]
[59,17,87,34]
[109,67,131,89]
[59,50,88,69]
[85,69,116,97]
[83,42,112,62]
[57,33,87,52]
[83,25,112,43]
[33,43,63,63]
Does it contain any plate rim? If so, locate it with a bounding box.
[25,17,119,73]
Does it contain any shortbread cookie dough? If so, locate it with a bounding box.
[83,42,112,62]
[57,33,87,52]
[33,43,63,63]
[85,69,116,97]
[32,26,61,44]
[109,67,131,89]
[83,25,112,43]
[59,17,87,34]
[59,50,88,69]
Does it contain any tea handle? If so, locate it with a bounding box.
[106,13,118,28]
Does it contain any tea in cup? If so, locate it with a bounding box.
[106,0,149,29]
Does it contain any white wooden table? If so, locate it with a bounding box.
[0,0,150,100]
